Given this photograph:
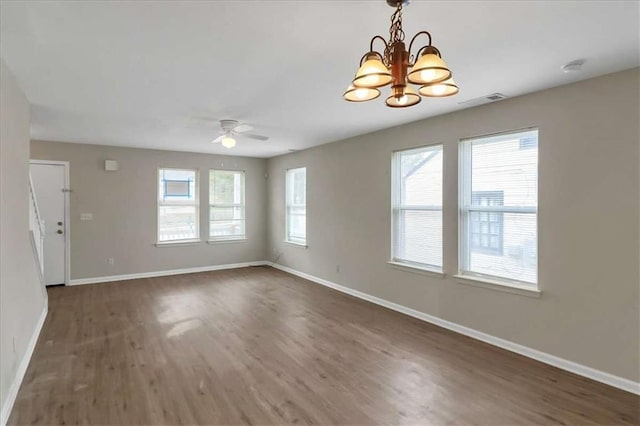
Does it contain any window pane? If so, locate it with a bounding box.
[209,170,245,240]
[461,129,538,285]
[210,206,244,221]
[287,206,306,241]
[210,219,245,238]
[470,133,537,208]
[159,169,197,203]
[468,212,537,283]
[286,168,306,244]
[393,145,443,269]
[396,210,442,267]
[292,170,306,204]
[158,205,198,241]
[210,170,243,205]
[400,147,442,206]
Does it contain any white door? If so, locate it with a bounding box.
[30,163,67,285]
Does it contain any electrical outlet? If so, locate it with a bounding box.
[107,258,114,265]
[336,264,340,273]
[80,213,93,221]
[12,336,16,353]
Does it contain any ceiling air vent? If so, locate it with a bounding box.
[458,93,508,107]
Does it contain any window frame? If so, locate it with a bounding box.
[285,167,307,246]
[458,128,539,289]
[208,169,246,242]
[391,143,444,273]
[157,167,200,244]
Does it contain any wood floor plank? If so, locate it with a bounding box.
[8,266,639,425]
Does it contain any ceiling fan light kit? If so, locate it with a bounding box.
[211,119,269,149]
[343,0,459,107]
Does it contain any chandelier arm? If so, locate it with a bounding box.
[369,35,389,55]
[407,30,433,64]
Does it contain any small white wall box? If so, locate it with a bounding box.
[105,160,118,171]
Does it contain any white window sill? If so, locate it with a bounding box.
[155,240,201,247]
[454,274,541,298]
[207,238,247,245]
[284,240,308,248]
[387,261,444,278]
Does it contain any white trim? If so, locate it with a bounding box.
[386,261,444,278]
[155,239,201,247]
[454,274,541,298]
[1,298,48,426]
[207,238,247,244]
[30,160,71,286]
[68,261,269,286]
[283,240,308,248]
[271,263,640,395]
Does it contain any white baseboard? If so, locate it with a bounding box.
[68,261,270,286]
[271,263,640,395]
[1,298,48,426]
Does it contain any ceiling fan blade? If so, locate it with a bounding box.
[211,134,224,144]
[234,124,254,133]
[241,133,269,141]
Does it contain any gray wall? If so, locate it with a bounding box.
[0,61,47,419]
[30,142,269,280]
[267,68,640,382]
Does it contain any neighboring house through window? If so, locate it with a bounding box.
[470,191,504,254]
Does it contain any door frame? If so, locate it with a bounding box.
[30,159,71,286]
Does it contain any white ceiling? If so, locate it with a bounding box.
[1,1,638,158]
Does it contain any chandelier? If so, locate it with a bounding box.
[343,0,459,108]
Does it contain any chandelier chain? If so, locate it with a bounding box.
[384,4,405,63]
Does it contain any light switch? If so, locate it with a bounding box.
[80,213,93,221]
[105,160,118,171]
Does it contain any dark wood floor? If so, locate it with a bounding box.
[8,266,639,425]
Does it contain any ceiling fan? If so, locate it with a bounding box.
[211,119,269,148]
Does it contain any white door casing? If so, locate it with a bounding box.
[30,161,70,285]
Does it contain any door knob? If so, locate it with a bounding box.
[57,230,63,234]
[57,221,63,226]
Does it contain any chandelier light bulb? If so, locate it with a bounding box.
[420,69,438,82]
[355,88,370,99]
[343,84,381,102]
[386,85,421,108]
[361,75,380,86]
[419,77,459,97]
[431,84,446,96]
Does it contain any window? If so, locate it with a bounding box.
[285,167,306,245]
[158,168,199,243]
[392,144,443,271]
[209,170,245,241]
[459,129,538,286]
